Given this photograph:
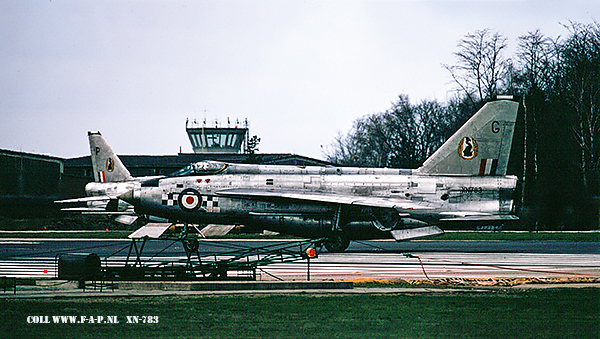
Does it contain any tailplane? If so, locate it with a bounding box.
[88,131,133,182]
[417,97,519,176]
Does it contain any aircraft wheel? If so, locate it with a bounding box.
[183,238,199,253]
[324,233,350,253]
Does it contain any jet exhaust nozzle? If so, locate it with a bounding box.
[118,189,135,204]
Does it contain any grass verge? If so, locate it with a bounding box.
[1,288,598,338]
[435,230,600,241]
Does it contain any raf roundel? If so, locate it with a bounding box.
[178,189,201,211]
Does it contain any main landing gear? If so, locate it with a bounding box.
[324,231,350,253]
[324,205,351,253]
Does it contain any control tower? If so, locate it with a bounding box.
[186,118,249,154]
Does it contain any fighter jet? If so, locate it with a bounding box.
[114,97,520,252]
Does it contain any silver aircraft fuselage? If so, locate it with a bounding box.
[120,161,518,240]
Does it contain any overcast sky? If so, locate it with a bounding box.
[1,0,597,160]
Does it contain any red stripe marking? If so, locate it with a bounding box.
[478,159,487,175]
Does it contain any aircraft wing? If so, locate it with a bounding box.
[218,188,447,241]
[216,188,437,214]
[217,189,515,222]
[60,208,134,214]
[439,214,519,222]
[55,196,114,204]
[55,195,135,217]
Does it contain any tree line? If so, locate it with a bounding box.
[324,21,600,230]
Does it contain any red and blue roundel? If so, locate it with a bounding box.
[178,189,201,211]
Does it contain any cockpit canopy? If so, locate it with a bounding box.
[167,160,409,177]
[169,161,228,177]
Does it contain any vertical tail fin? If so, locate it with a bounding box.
[88,131,133,182]
[417,98,519,176]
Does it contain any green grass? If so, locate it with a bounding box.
[1,288,598,338]
[436,230,600,241]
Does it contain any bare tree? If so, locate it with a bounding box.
[555,21,600,194]
[444,29,509,106]
[517,30,558,92]
[514,30,559,225]
[326,22,600,229]
[324,96,461,169]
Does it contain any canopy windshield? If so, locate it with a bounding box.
[169,161,227,177]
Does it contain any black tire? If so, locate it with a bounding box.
[182,238,199,253]
[324,232,350,253]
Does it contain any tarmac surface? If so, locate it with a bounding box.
[0,238,598,297]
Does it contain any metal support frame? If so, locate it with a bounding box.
[125,238,149,267]
[106,235,325,281]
